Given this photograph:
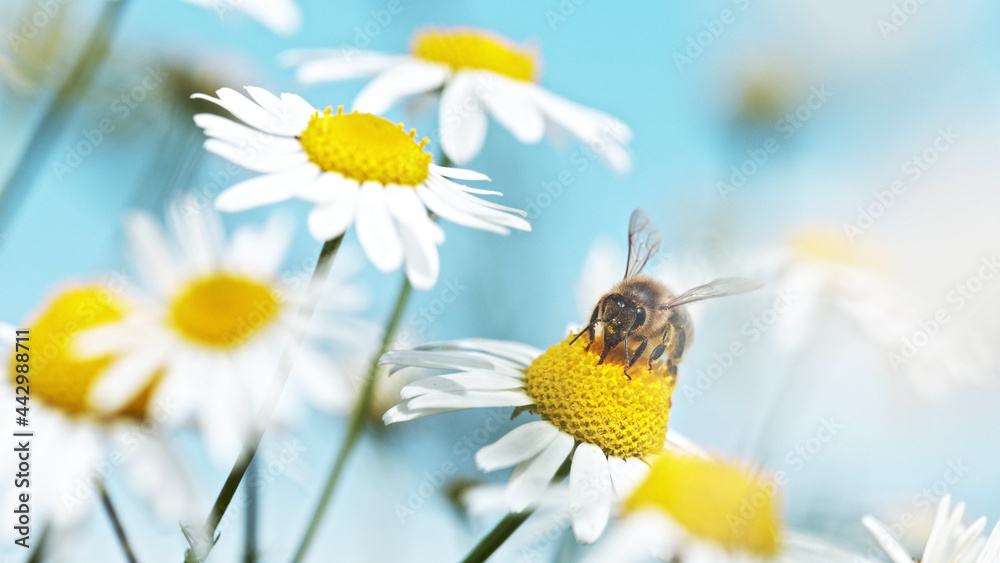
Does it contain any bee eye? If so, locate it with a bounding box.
[633,306,646,329]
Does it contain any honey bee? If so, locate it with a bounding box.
[571,208,760,379]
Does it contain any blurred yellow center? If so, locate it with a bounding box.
[168,273,280,348]
[790,229,887,272]
[624,451,781,557]
[298,107,431,186]
[522,334,674,459]
[412,28,536,82]
[13,286,160,420]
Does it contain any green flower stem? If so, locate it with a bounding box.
[457,456,572,563]
[0,0,131,227]
[243,458,258,563]
[184,235,345,562]
[26,522,50,563]
[290,276,414,563]
[98,480,139,563]
[459,511,533,563]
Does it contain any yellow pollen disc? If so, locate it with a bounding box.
[624,451,782,557]
[522,334,675,459]
[168,273,281,349]
[412,28,537,82]
[790,229,888,272]
[12,286,161,420]
[298,107,431,186]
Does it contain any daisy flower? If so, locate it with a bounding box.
[580,450,868,563]
[864,495,1000,563]
[178,0,301,36]
[380,333,681,543]
[750,228,994,398]
[0,287,198,553]
[461,451,863,563]
[191,86,530,290]
[280,27,633,171]
[77,204,371,462]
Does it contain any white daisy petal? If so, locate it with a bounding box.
[569,443,613,544]
[384,186,440,290]
[379,349,497,371]
[924,496,956,562]
[180,0,301,36]
[955,517,988,561]
[608,456,650,499]
[354,59,450,114]
[281,50,408,84]
[90,342,170,412]
[382,403,466,424]
[528,85,632,173]
[505,432,575,512]
[203,139,310,173]
[429,163,491,182]
[426,180,529,231]
[168,199,225,272]
[415,339,542,367]
[215,164,319,212]
[355,182,404,272]
[244,85,311,131]
[399,373,523,399]
[978,522,1000,563]
[416,185,508,235]
[124,212,181,296]
[194,114,302,154]
[297,171,358,204]
[193,88,292,136]
[404,390,533,411]
[429,176,529,222]
[863,516,914,563]
[280,92,317,118]
[578,510,672,563]
[306,177,361,241]
[481,74,545,144]
[475,421,560,472]
[440,71,488,164]
[75,321,145,357]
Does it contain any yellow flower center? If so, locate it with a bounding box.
[624,451,782,557]
[790,229,888,272]
[168,273,281,349]
[522,333,675,459]
[12,286,161,420]
[298,107,431,186]
[412,28,537,82]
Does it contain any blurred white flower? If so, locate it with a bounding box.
[864,495,1000,563]
[191,86,530,290]
[380,335,689,544]
[463,450,863,563]
[280,27,633,171]
[746,228,994,398]
[179,0,301,36]
[76,203,373,463]
[0,292,199,550]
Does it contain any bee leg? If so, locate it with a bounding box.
[621,331,633,380]
[628,337,647,370]
[597,337,615,366]
[571,304,600,349]
[647,344,666,371]
[647,325,673,371]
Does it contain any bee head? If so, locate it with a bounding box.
[601,295,645,346]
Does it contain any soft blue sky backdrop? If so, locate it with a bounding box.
[2,0,1000,560]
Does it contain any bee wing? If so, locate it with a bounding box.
[663,277,762,309]
[624,208,662,279]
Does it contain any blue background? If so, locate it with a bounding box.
[2,0,1000,560]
